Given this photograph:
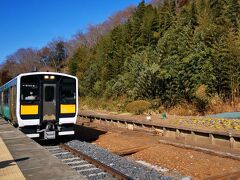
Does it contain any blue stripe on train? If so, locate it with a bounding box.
[3,105,10,119]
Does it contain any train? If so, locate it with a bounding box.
[0,72,78,139]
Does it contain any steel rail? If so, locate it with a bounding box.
[59,143,130,180]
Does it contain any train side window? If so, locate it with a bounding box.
[45,86,54,102]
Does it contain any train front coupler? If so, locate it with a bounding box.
[37,122,59,139]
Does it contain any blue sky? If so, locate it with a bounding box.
[0,0,146,63]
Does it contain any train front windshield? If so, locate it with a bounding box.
[59,77,76,117]
[60,78,76,103]
[21,84,39,101]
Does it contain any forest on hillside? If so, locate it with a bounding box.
[1,0,240,114]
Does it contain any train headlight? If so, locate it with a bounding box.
[50,76,55,80]
[44,75,49,79]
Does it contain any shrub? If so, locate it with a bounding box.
[194,84,209,113]
[126,100,151,114]
[150,99,161,110]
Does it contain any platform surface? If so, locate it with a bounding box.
[0,119,86,180]
[0,136,25,180]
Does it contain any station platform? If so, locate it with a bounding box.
[0,119,86,180]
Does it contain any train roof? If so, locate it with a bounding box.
[18,72,77,79]
[0,72,77,91]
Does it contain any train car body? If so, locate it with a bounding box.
[0,72,78,139]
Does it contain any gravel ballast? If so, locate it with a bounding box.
[67,140,175,180]
[46,146,115,180]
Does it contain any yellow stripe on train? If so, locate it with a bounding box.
[60,104,76,114]
[21,105,38,115]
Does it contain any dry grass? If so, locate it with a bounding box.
[207,96,240,114]
[167,103,199,116]
[167,96,240,116]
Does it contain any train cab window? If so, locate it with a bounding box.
[21,84,39,101]
[60,77,76,103]
[45,86,54,102]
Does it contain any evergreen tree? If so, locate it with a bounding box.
[158,0,176,34]
[189,0,198,30]
[130,0,146,49]
[208,0,227,25]
[68,46,88,77]
[170,0,176,16]
[66,0,240,111]
[228,0,240,32]
[199,0,206,12]
[139,5,160,46]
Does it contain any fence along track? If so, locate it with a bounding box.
[78,112,240,151]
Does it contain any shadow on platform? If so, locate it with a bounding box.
[0,157,29,169]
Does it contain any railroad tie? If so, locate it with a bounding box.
[52,151,70,156]
[62,157,79,161]
[88,172,107,177]
[66,160,86,165]
[72,164,94,169]
[77,167,99,173]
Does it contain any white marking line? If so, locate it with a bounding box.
[45,146,59,148]
[46,147,61,151]
[88,172,106,177]
[72,164,94,169]
[52,152,70,156]
[0,131,16,133]
[62,157,79,161]
[136,160,169,172]
[66,161,86,165]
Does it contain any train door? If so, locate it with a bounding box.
[10,87,14,124]
[42,84,56,121]
[0,92,2,116]
[10,86,17,125]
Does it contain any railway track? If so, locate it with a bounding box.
[45,143,129,180]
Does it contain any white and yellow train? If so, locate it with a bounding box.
[0,72,78,139]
